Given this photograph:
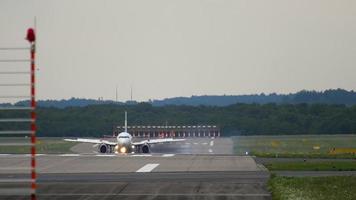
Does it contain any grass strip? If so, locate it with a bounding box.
[0,139,76,154]
[265,161,356,171]
[268,175,356,200]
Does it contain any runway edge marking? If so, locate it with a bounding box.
[59,154,80,157]
[131,154,152,157]
[96,154,116,157]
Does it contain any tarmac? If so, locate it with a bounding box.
[0,137,272,200]
[70,137,234,154]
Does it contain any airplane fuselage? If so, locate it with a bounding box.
[114,132,133,153]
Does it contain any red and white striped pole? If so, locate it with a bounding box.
[26,28,37,200]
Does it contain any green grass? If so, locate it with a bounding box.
[0,137,76,154]
[252,152,356,159]
[268,175,356,200]
[233,135,356,158]
[265,161,356,171]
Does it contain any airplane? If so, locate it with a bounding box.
[64,112,185,154]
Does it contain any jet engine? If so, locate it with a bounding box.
[141,144,150,153]
[98,143,109,153]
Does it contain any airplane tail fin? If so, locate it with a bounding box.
[124,111,127,132]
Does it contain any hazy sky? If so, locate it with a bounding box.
[0,0,355,102]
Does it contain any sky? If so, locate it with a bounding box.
[0,0,355,102]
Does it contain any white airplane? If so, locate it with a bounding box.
[64,112,185,154]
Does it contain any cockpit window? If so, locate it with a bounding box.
[118,136,130,138]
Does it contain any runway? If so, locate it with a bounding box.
[0,171,271,200]
[0,154,261,173]
[0,138,271,200]
[70,137,234,154]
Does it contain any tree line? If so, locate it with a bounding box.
[6,89,356,108]
[1,103,355,137]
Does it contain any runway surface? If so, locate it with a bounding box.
[0,172,271,200]
[0,154,261,173]
[0,137,271,200]
[71,137,234,154]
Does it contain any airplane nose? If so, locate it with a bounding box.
[118,139,129,145]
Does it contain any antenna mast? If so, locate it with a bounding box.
[130,85,133,101]
[115,85,118,102]
[124,111,127,132]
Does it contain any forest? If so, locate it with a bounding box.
[1,103,355,137]
[7,89,356,108]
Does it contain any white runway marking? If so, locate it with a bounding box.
[95,154,116,157]
[136,163,159,172]
[0,154,39,157]
[0,167,30,170]
[4,154,31,157]
[210,141,214,146]
[0,179,32,183]
[193,142,199,145]
[208,149,213,153]
[131,154,152,157]
[162,154,175,157]
[185,142,191,145]
[60,154,80,157]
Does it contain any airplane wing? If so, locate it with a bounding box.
[64,138,117,146]
[132,138,185,146]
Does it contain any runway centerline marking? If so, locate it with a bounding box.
[210,141,214,146]
[136,163,160,172]
[208,149,213,153]
[162,154,175,157]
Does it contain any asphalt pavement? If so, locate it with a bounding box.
[0,171,271,200]
[0,137,272,200]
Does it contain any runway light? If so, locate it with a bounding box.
[120,146,127,153]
